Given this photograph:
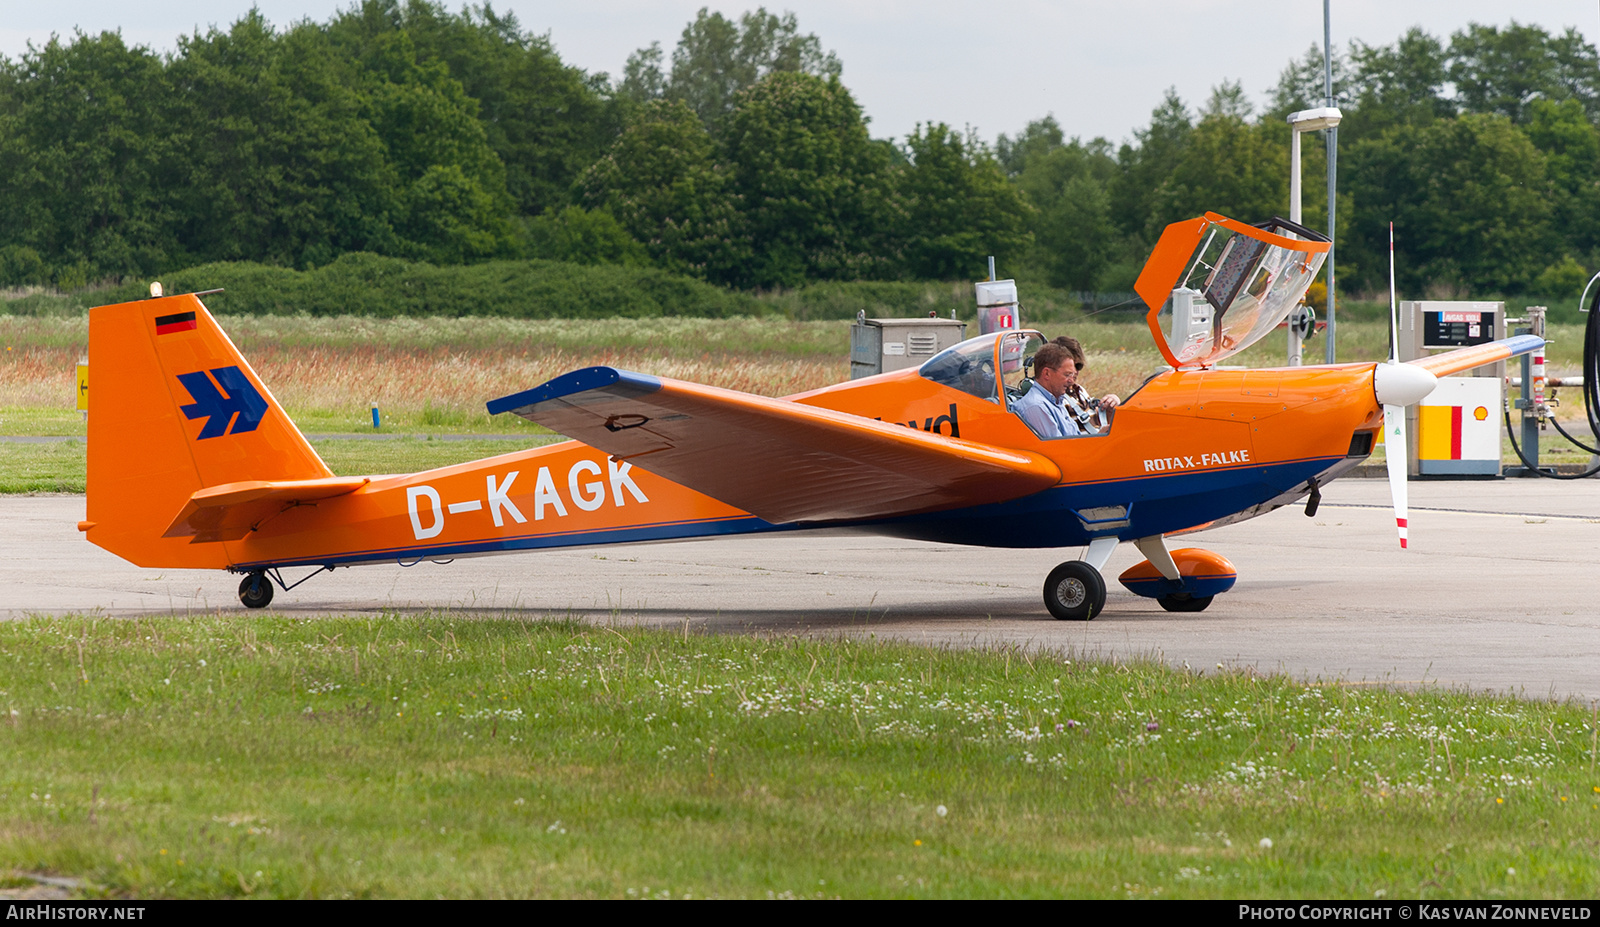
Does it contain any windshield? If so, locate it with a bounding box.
[919,337,999,403]
[1136,214,1330,368]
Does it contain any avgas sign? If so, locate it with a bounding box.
[406,458,648,540]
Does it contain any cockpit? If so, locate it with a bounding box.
[915,211,1330,443]
[919,330,1109,440]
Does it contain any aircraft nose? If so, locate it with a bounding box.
[1372,362,1438,407]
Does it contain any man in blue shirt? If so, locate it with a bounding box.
[1011,342,1081,439]
[1012,340,1120,439]
[1052,335,1119,434]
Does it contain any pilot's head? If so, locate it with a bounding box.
[1032,343,1076,398]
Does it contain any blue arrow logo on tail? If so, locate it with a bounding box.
[176,366,269,439]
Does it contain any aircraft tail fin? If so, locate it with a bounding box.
[82,294,332,568]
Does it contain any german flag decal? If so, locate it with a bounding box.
[155,311,197,335]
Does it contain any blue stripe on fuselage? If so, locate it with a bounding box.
[860,455,1345,548]
[233,456,1345,571]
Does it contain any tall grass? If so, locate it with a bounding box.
[1,314,1586,435]
[251,345,847,419]
[0,317,853,428]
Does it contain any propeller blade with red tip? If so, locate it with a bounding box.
[1384,221,1412,549]
[1384,404,1409,547]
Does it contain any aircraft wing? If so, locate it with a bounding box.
[164,476,371,542]
[488,368,1061,524]
[1406,334,1546,378]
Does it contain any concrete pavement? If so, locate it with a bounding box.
[5,477,1597,700]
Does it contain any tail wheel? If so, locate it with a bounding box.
[1157,593,1213,613]
[238,572,274,609]
[1044,561,1106,621]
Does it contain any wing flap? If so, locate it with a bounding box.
[164,476,370,541]
[1407,334,1545,378]
[488,368,1061,524]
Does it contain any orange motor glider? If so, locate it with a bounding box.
[81,213,1543,619]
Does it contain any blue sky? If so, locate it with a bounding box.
[4,1,1597,144]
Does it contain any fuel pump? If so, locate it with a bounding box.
[1396,300,1505,477]
[1504,283,1600,480]
[1504,307,1552,477]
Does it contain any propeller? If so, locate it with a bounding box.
[1374,223,1436,548]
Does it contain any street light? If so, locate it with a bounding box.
[1286,106,1342,366]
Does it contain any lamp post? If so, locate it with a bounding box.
[1323,0,1339,365]
[1286,105,1342,366]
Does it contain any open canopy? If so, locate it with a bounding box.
[1134,212,1330,369]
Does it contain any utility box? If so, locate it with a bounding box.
[850,317,968,379]
[975,279,1020,335]
[1397,300,1505,477]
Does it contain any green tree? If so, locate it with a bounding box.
[1449,22,1600,124]
[1523,98,1600,272]
[0,246,46,286]
[620,42,668,104]
[523,206,649,266]
[896,124,1034,281]
[164,13,401,269]
[1110,89,1193,246]
[1346,114,1553,294]
[0,31,176,282]
[1013,138,1118,291]
[996,115,1065,177]
[720,72,893,287]
[623,7,840,130]
[579,99,747,281]
[351,29,518,262]
[1152,84,1292,232]
[330,0,621,217]
[1343,28,1454,135]
[1266,43,1348,120]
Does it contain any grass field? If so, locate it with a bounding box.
[2,313,1592,488]
[0,438,577,494]
[4,310,1597,900]
[1,313,1587,434]
[2,616,1596,899]
[0,315,855,438]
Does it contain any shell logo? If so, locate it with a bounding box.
[1474,406,1489,421]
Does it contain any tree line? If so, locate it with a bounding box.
[0,1,1025,292]
[1009,20,1600,301]
[2,2,1598,304]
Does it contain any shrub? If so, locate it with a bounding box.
[94,254,767,318]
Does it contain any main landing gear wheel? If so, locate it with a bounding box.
[239,571,274,609]
[1044,561,1106,621]
[1157,593,1213,613]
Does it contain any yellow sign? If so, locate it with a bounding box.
[76,361,88,411]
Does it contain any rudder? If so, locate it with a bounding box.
[82,294,331,568]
